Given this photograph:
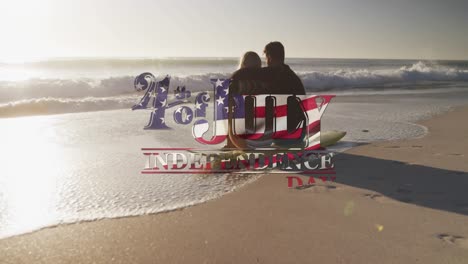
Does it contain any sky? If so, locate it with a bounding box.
[0,0,467,61]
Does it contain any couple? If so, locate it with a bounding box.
[232,41,305,95]
[225,41,307,150]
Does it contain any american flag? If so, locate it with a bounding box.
[192,79,334,150]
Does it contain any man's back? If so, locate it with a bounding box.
[231,64,305,95]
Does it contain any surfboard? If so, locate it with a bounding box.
[320,130,347,147]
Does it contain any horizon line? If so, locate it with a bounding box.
[2,55,468,64]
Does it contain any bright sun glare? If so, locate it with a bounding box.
[1,116,64,235]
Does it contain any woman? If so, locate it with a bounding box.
[226,51,267,150]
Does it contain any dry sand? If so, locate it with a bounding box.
[1,106,468,264]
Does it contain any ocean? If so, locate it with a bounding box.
[1,58,468,117]
[1,57,468,239]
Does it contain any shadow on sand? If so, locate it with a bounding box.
[334,152,468,215]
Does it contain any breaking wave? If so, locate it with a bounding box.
[0,74,226,103]
[0,61,467,117]
[0,96,139,118]
[300,61,468,90]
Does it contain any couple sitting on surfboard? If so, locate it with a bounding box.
[226,41,308,150]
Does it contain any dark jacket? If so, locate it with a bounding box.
[231,64,305,95]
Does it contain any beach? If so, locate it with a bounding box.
[2,0,467,261]
[1,102,467,263]
[1,58,468,263]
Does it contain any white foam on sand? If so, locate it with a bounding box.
[0,110,262,239]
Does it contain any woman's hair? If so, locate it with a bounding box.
[238,51,262,69]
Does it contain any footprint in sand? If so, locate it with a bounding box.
[433,153,464,157]
[296,185,339,192]
[363,193,396,204]
[437,234,468,249]
[364,193,411,203]
[384,145,401,149]
[384,145,423,149]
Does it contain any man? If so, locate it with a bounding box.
[231,41,305,95]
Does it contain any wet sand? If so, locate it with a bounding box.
[1,106,468,263]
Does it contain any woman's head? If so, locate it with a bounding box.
[239,51,261,69]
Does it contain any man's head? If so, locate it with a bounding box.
[264,41,285,66]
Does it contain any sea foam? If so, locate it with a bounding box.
[0,61,467,117]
